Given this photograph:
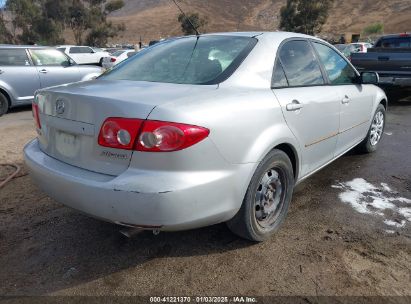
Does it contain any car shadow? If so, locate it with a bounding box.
[7,104,32,114]
[4,205,254,296]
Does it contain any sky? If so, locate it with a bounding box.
[0,0,5,8]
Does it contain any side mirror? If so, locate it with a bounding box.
[361,72,379,85]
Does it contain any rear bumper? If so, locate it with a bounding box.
[24,139,254,231]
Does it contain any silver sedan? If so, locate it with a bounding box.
[0,46,103,116]
[24,32,387,241]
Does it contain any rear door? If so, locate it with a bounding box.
[29,48,81,88]
[272,40,340,176]
[0,48,40,103]
[70,46,96,64]
[312,42,373,155]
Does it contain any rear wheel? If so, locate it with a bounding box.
[99,58,104,66]
[358,104,386,153]
[0,92,9,117]
[227,149,294,242]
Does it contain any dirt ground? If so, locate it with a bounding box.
[0,99,410,299]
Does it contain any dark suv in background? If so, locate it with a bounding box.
[351,33,411,99]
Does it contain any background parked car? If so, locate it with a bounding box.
[0,46,103,116]
[56,45,110,66]
[102,49,137,69]
[350,42,373,53]
[351,33,411,99]
[335,44,362,60]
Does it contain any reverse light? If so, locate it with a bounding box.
[32,103,41,129]
[97,118,210,152]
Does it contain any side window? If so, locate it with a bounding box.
[278,40,324,87]
[0,49,30,66]
[30,49,70,66]
[271,61,288,88]
[69,47,81,54]
[313,42,357,85]
[79,47,93,54]
[375,37,411,48]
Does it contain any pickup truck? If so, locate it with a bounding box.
[351,33,411,99]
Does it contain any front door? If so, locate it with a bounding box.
[29,49,81,89]
[272,40,340,177]
[312,42,373,156]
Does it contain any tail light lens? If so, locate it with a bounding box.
[32,103,41,129]
[137,120,210,152]
[110,57,116,62]
[97,118,209,152]
[98,118,143,150]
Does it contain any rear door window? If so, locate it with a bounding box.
[278,40,324,87]
[0,49,30,66]
[30,49,71,66]
[271,62,288,88]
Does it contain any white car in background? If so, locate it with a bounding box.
[57,45,110,66]
[350,42,373,53]
[102,49,137,69]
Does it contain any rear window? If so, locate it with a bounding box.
[0,49,30,66]
[100,35,257,85]
[375,37,411,48]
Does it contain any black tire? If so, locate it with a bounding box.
[0,92,9,117]
[227,149,295,242]
[357,104,386,153]
[99,58,104,67]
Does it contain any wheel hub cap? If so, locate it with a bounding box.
[370,111,384,146]
[255,168,284,227]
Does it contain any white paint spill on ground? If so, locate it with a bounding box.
[332,178,411,232]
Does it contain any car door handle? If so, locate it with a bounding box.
[39,69,48,74]
[342,96,351,104]
[286,100,303,111]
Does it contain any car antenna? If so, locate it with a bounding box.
[171,0,200,37]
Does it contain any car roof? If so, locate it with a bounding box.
[378,33,410,39]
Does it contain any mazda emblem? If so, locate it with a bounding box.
[55,99,65,115]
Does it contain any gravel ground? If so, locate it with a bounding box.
[0,100,410,298]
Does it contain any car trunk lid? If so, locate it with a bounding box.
[35,79,217,175]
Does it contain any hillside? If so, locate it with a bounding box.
[108,0,411,43]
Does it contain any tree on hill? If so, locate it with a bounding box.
[1,0,125,46]
[363,23,384,36]
[178,12,208,35]
[279,0,334,35]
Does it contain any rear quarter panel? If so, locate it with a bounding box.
[148,87,301,168]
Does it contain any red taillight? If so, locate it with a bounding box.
[137,120,210,152]
[97,118,210,152]
[32,103,41,129]
[110,57,117,62]
[98,118,143,150]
